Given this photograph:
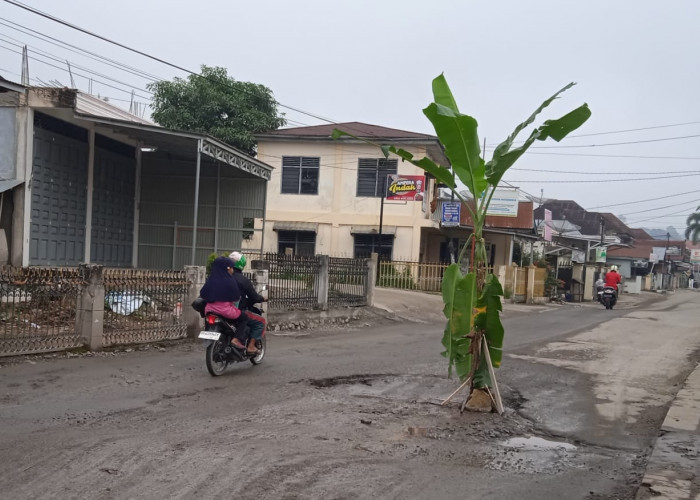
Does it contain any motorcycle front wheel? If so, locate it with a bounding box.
[205,339,228,376]
[250,337,266,365]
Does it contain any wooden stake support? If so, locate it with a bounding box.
[482,340,504,415]
[441,377,471,406]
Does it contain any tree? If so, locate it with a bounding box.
[686,206,700,243]
[334,75,590,412]
[148,66,286,155]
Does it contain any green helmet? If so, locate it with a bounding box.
[229,251,247,270]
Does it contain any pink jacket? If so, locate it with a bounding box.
[204,301,241,320]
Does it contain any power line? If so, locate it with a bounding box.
[565,121,700,138]
[511,168,700,175]
[487,121,700,147]
[619,199,700,216]
[526,133,700,149]
[0,43,151,99]
[521,151,700,161]
[1,0,349,128]
[505,172,700,183]
[0,17,163,82]
[0,36,153,96]
[587,189,700,209]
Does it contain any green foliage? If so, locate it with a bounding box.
[148,65,286,155]
[686,206,700,243]
[544,268,565,295]
[206,252,229,276]
[441,265,476,380]
[334,74,590,387]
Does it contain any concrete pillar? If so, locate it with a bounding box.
[583,265,596,301]
[317,254,329,311]
[183,265,206,338]
[526,265,536,304]
[366,253,378,307]
[11,186,24,267]
[76,264,104,351]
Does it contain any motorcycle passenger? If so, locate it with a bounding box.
[200,256,246,350]
[605,265,622,292]
[595,276,605,302]
[229,252,267,355]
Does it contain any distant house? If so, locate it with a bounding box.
[429,195,537,267]
[608,239,687,279]
[534,199,637,244]
[254,122,534,267]
[254,122,449,261]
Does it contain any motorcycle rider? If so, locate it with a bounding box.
[199,256,247,349]
[605,265,622,296]
[229,252,268,355]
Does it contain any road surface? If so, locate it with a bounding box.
[0,290,698,499]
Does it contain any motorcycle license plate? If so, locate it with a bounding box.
[198,331,220,341]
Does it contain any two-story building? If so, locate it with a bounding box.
[253,122,448,261]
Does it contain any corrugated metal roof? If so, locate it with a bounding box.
[75,92,153,125]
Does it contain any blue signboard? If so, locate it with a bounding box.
[441,202,461,227]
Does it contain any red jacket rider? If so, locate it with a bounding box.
[605,268,622,290]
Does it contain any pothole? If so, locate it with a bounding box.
[501,436,577,451]
[307,374,394,388]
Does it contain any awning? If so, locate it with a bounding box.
[350,225,397,235]
[0,179,23,193]
[272,221,319,232]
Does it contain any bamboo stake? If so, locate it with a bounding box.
[482,339,504,415]
[441,377,471,406]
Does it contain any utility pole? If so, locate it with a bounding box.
[21,45,29,86]
[665,232,670,289]
[376,174,387,281]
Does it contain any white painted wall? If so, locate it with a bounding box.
[256,139,437,259]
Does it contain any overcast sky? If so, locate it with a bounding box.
[1,0,698,234]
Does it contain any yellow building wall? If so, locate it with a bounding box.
[255,140,437,260]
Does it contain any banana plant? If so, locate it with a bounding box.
[334,75,591,396]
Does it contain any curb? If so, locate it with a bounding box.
[636,362,700,499]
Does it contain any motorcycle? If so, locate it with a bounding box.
[601,286,617,310]
[596,284,605,304]
[192,298,266,376]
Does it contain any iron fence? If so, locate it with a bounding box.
[264,253,321,310]
[378,260,449,292]
[103,269,189,346]
[328,257,368,307]
[0,266,87,356]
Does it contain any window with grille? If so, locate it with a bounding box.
[356,158,398,197]
[353,234,394,259]
[277,230,316,256]
[281,156,320,195]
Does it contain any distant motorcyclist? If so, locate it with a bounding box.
[229,252,267,355]
[605,265,622,292]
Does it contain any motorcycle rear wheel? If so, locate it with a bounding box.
[205,339,228,376]
[250,337,266,365]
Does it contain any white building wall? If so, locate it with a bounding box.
[257,139,437,259]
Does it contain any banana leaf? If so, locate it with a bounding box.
[441,264,476,380]
[423,102,486,200]
[485,82,591,187]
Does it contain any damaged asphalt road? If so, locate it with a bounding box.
[1,291,699,499]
